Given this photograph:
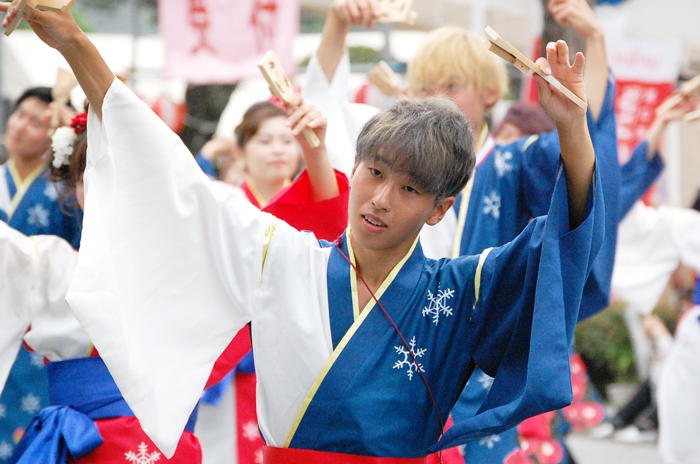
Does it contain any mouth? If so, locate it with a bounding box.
[362,214,387,228]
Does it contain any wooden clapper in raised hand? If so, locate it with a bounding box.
[368,60,407,99]
[378,0,418,26]
[655,74,700,118]
[258,50,320,148]
[485,26,587,110]
[3,0,75,36]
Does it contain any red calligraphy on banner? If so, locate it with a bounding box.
[614,80,674,163]
[160,0,299,84]
[189,0,214,54]
[250,0,278,55]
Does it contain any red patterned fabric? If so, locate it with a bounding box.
[235,372,266,464]
[263,169,350,241]
[262,446,439,464]
[69,417,200,463]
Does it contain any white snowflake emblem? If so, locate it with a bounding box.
[479,434,501,449]
[29,352,45,368]
[0,441,12,460]
[20,393,41,414]
[477,372,494,390]
[422,286,455,325]
[494,150,513,177]
[482,191,501,220]
[43,183,58,201]
[125,442,161,463]
[0,404,6,418]
[393,336,426,380]
[27,205,49,228]
[242,420,260,441]
[254,448,264,464]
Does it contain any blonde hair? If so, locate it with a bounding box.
[407,27,509,109]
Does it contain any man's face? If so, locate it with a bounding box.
[415,78,495,132]
[5,96,51,162]
[348,159,453,254]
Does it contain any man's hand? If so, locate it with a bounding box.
[534,40,587,124]
[1,0,82,52]
[548,0,603,40]
[330,0,383,30]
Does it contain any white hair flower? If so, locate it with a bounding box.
[51,126,77,169]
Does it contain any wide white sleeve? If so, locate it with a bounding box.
[302,51,378,176]
[22,234,89,361]
[612,202,700,315]
[657,306,700,464]
[0,222,38,393]
[66,78,278,458]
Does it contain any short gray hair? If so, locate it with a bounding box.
[355,98,475,201]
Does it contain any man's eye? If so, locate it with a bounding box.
[404,186,419,194]
[370,168,382,177]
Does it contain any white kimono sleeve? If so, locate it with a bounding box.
[0,224,81,390]
[612,201,700,315]
[22,233,88,361]
[66,78,276,458]
[657,306,700,464]
[0,222,39,393]
[302,51,378,176]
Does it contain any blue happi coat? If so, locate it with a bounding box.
[456,77,664,463]
[284,164,604,457]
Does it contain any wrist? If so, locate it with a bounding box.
[585,28,605,46]
[57,28,90,56]
[327,9,352,34]
[555,115,589,139]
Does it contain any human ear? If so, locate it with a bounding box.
[426,196,456,226]
[350,161,361,184]
[482,87,500,109]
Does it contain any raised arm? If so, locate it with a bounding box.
[534,41,594,229]
[1,2,113,120]
[284,94,340,201]
[317,0,382,83]
[548,0,608,121]
[646,94,699,159]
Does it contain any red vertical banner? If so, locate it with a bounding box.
[159,0,299,85]
[607,37,683,163]
[614,80,675,162]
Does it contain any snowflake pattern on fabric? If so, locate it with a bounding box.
[422,286,455,325]
[393,337,426,380]
[125,442,161,463]
[477,372,494,390]
[20,394,41,414]
[0,441,12,460]
[494,150,514,178]
[254,448,264,464]
[28,352,45,368]
[242,420,261,441]
[479,434,501,449]
[482,191,501,220]
[26,205,49,228]
[43,183,58,201]
[0,404,6,418]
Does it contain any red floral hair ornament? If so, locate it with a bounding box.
[70,112,88,135]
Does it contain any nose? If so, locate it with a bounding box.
[372,182,393,212]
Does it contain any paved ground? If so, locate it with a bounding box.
[566,433,663,464]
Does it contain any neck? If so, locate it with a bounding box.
[247,176,287,207]
[11,156,45,181]
[473,120,485,142]
[349,233,416,289]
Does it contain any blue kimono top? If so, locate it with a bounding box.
[64,78,605,458]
